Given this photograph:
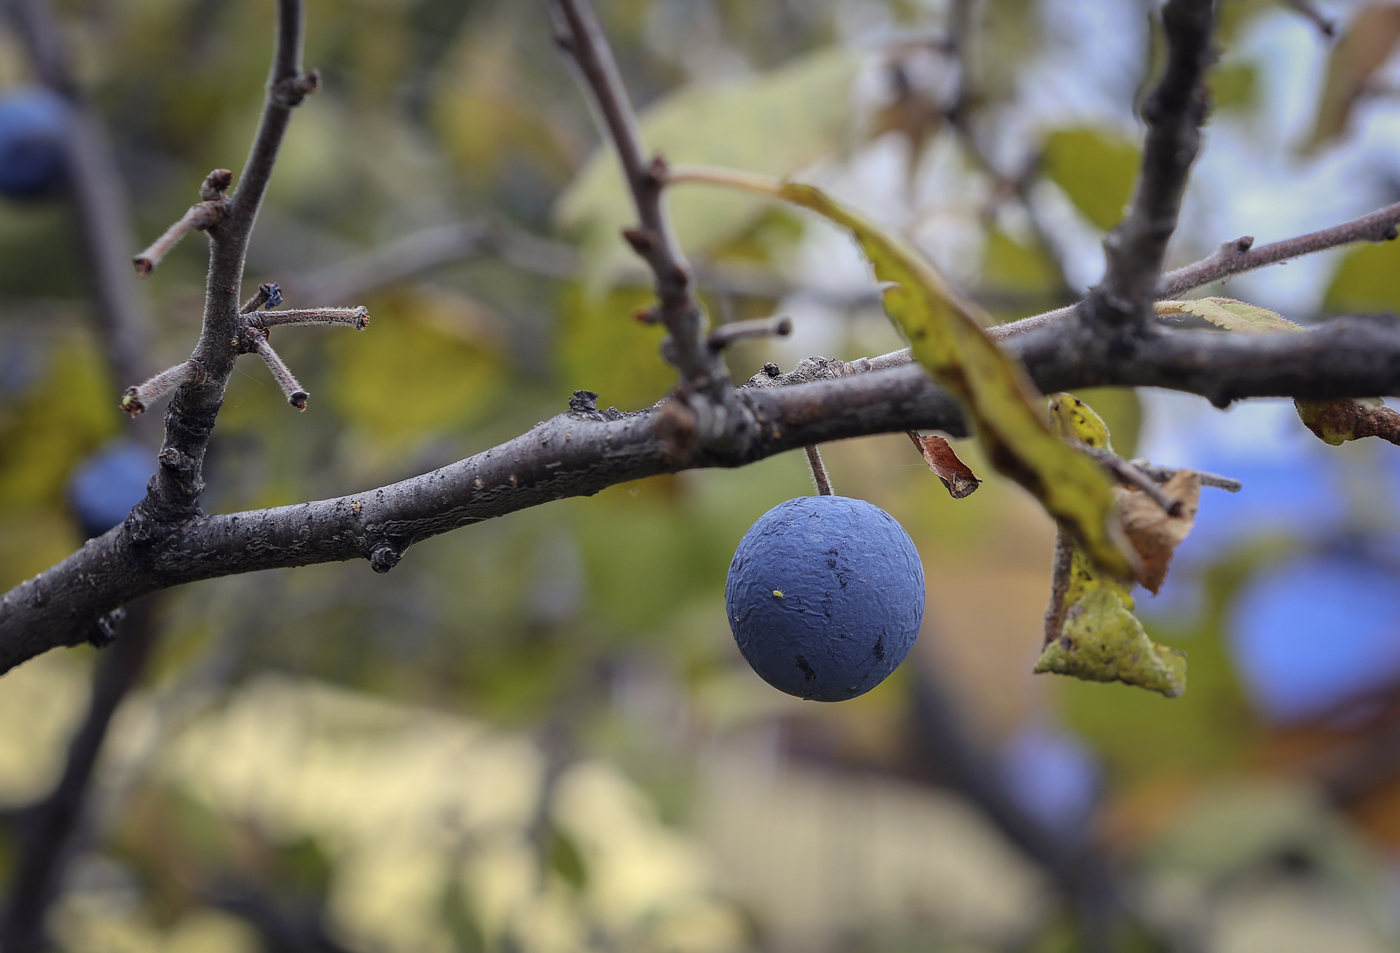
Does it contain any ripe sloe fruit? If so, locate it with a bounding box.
[726,496,925,702]
[67,440,150,539]
[0,88,69,199]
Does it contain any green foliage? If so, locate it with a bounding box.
[555,46,860,285]
[1042,127,1141,231]
[556,283,674,410]
[1324,241,1400,313]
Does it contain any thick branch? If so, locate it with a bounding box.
[1085,0,1215,331]
[7,312,1400,672]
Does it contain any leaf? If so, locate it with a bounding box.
[1306,3,1400,152]
[1116,471,1201,596]
[1155,296,1304,333]
[1293,397,1400,446]
[1157,297,1400,446]
[1036,585,1187,699]
[1040,394,1188,697]
[771,182,1133,578]
[1047,392,1113,452]
[1323,241,1400,313]
[906,432,981,499]
[1042,128,1141,231]
[556,47,860,286]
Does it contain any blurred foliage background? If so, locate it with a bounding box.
[5,0,1400,950]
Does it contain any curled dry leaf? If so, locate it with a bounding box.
[906,431,981,499]
[1294,397,1400,446]
[1157,297,1400,447]
[1115,470,1201,595]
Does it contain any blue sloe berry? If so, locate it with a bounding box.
[0,87,70,199]
[725,496,925,702]
[67,440,150,539]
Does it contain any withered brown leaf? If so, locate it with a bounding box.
[907,431,981,499]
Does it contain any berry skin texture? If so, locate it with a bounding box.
[0,88,70,199]
[725,496,925,702]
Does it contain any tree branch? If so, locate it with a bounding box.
[7,310,1400,673]
[551,0,731,403]
[139,0,319,528]
[1158,200,1400,297]
[0,602,158,953]
[4,0,153,390]
[1084,0,1216,332]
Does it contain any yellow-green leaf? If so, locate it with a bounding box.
[1035,586,1187,698]
[1155,296,1304,333]
[773,182,1132,578]
[1157,298,1400,446]
[1040,393,1188,697]
[1042,127,1141,231]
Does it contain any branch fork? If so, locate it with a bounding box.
[132,169,233,277]
[121,283,366,415]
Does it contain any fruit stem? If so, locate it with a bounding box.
[805,445,834,496]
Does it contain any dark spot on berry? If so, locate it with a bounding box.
[873,635,885,662]
[794,655,817,682]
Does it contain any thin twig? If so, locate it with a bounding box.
[1128,459,1241,492]
[805,445,834,495]
[1159,201,1400,297]
[1085,448,1184,516]
[251,334,308,410]
[240,281,283,314]
[552,0,727,395]
[132,169,232,277]
[706,316,791,351]
[252,307,369,330]
[286,221,578,304]
[1085,0,1216,331]
[119,361,207,417]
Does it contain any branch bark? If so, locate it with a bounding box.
[6,310,1400,674]
[1084,0,1216,332]
[138,0,318,529]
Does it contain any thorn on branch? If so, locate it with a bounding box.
[251,333,308,410]
[253,306,369,330]
[706,316,793,352]
[241,282,284,314]
[86,607,125,648]
[1129,459,1241,493]
[132,169,233,277]
[270,68,321,107]
[622,228,655,253]
[368,540,402,573]
[119,360,207,416]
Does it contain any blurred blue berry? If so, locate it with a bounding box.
[67,440,150,539]
[0,87,70,199]
[1230,556,1400,723]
